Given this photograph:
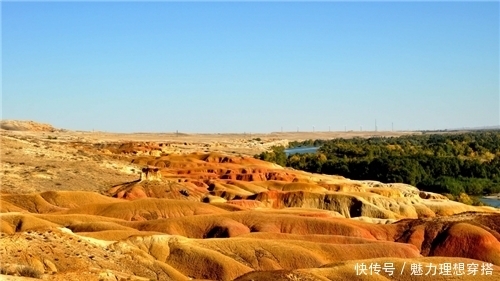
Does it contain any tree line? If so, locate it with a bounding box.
[256,131,500,198]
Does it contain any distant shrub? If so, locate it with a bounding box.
[443,193,455,200]
[432,177,465,196]
[457,193,473,205]
[47,135,57,140]
[463,179,485,195]
[18,266,42,279]
[484,180,500,194]
[446,193,484,206]
[255,145,287,167]
[471,196,485,206]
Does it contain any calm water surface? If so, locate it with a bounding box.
[285,146,319,156]
[480,197,500,208]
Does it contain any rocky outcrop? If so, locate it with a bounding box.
[105,153,499,221]
[139,166,161,181]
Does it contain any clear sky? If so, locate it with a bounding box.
[2,1,499,133]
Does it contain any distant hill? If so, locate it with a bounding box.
[0,120,60,132]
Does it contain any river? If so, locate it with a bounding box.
[480,197,500,208]
[285,146,319,156]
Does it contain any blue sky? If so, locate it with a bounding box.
[2,2,499,133]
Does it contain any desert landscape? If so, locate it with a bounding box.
[1,120,499,281]
[4,0,499,280]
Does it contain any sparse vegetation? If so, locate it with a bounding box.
[17,265,43,279]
